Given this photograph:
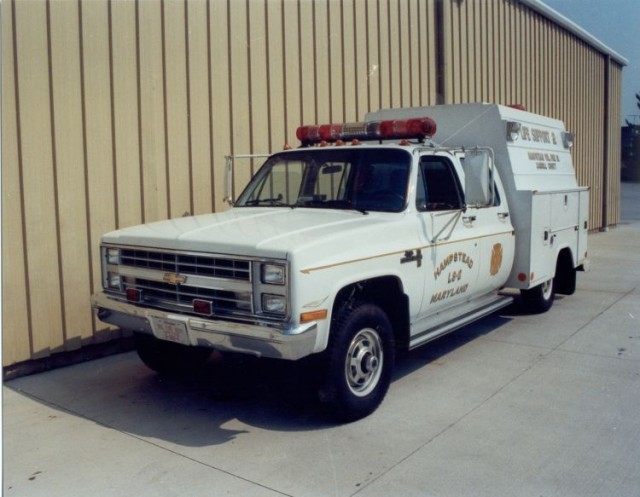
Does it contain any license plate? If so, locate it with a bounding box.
[151,317,190,345]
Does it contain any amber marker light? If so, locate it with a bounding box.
[300,309,328,323]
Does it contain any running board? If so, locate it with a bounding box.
[409,294,513,350]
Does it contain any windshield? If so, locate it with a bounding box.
[235,148,411,213]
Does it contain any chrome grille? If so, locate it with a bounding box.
[120,248,251,281]
[116,248,254,317]
[124,277,252,313]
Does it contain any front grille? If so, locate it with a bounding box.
[115,248,255,317]
[125,277,252,313]
[120,248,251,281]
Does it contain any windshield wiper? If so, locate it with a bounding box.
[339,200,368,215]
[244,197,295,208]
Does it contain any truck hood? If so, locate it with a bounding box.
[102,207,409,261]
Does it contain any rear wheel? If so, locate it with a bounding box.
[133,333,211,375]
[521,277,555,313]
[319,302,394,422]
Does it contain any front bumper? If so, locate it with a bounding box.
[91,292,317,360]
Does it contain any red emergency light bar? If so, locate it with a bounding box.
[296,117,437,145]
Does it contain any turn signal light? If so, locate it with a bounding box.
[300,309,328,323]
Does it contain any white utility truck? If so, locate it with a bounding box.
[91,103,589,421]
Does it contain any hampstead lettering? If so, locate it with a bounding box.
[433,252,474,280]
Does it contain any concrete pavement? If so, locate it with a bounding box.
[4,183,640,497]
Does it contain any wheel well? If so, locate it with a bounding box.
[332,276,410,350]
[555,247,577,295]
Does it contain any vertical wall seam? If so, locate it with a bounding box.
[410,0,414,103]
[353,0,359,117]
[403,0,409,105]
[107,0,120,227]
[227,0,236,193]
[77,0,97,333]
[297,0,303,127]
[280,0,287,139]
[10,0,35,356]
[135,0,145,223]
[45,0,68,345]
[184,0,194,215]
[386,0,392,106]
[364,0,371,112]
[601,54,611,230]
[376,0,382,109]
[246,0,255,173]
[160,0,171,217]
[264,0,273,150]
[206,0,215,211]
[434,0,444,104]
[312,0,319,122]
[327,0,333,122]
[340,2,346,120]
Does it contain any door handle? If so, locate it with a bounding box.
[498,212,509,219]
[462,215,476,223]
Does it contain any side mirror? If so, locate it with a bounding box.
[463,149,494,208]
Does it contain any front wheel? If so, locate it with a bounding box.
[319,302,394,422]
[520,277,555,313]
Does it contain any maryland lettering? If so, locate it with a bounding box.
[430,283,469,303]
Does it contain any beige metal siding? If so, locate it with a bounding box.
[445,0,620,230]
[1,0,623,367]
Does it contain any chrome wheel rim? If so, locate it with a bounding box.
[541,278,553,300]
[345,328,383,397]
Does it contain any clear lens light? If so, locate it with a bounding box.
[506,121,521,142]
[262,264,285,285]
[106,247,120,264]
[562,131,574,148]
[262,294,286,314]
[107,272,121,290]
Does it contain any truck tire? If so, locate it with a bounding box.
[133,333,211,375]
[520,277,555,313]
[319,302,394,422]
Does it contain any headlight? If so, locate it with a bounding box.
[105,272,122,291]
[261,263,286,285]
[106,247,120,265]
[262,294,286,314]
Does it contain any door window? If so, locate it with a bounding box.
[416,157,464,212]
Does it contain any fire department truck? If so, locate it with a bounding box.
[91,103,589,421]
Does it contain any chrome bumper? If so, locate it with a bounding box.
[91,292,318,361]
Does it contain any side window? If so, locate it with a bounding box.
[416,157,464,212]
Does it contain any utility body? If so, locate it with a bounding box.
[92,103,589,420]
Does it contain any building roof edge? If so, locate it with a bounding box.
[520,0,629,66]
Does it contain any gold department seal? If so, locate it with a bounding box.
[490,243,503,276]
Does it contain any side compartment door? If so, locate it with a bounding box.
[415,155,481,318]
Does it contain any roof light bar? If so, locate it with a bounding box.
[296,117,437,145]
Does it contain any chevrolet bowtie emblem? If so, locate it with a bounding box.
[163,272,187,285]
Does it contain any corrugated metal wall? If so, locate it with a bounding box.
[1,0,623,368]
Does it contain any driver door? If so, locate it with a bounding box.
[415,154,481,320]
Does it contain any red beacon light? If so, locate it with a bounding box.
[296,117,436,146]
